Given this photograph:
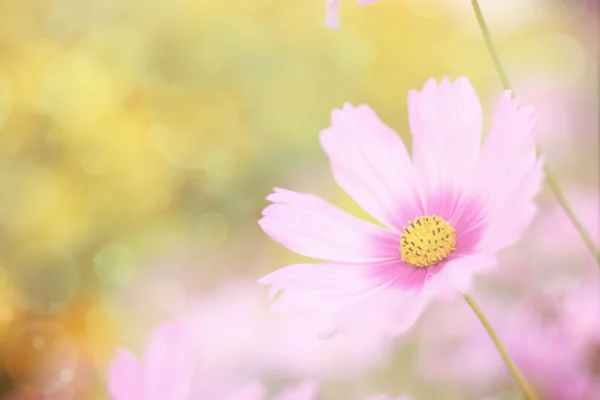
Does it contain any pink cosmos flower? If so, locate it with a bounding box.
[325,0,341,29]
[180,280,393,380]
[107,279,398,399]
[534,187,599,268]
[325,0,377,29]
[107,318,409,400]
[417,273,600,399]
[259,77,544,337]
[107,322,195,400]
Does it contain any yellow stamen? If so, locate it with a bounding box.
[400,214,456,267]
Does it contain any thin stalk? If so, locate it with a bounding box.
[470,0,600,265]
[464,295,537,400]
[546,171,600,264]
[470,0,511,91]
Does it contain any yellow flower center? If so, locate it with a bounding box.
[400,214,456,267]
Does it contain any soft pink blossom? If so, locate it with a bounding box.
[511,75,598,174]
[107,322,195,400]
[179,280,393,380]
[108,280,394,399]
[325,0,341,29]
[417,273,600,399]
[259,77,543,337]
[533,187,599,267]
[107,320,409,400]
[325,0,377,29]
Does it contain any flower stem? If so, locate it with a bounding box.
[470,0,600,265]
[464,295,537,400]
[470,0,511,91]
[546,171,600,265]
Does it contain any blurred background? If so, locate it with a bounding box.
[0,0,597,399]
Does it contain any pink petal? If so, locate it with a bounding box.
[427,253,497,297]
[259,188,401,263]
[320,104,424,231]
[478,158,544,253]
[144,323,194,400]
[325,0,340,29]
[320,281,432,338]
[273,381,320,400]
[465,92,542,252]
[260,259,430,337]
[358,0,377,5]
[107,348,145,400]
[468,91,538,215]
[261,259,426,307]
[408,78,483,204]
[424,190,486,256]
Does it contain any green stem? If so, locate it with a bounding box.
[470,0,600,265]
[470,0,511,91]
[464,295,537,400]
[546,170,600,264]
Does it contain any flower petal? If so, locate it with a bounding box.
[107,348,145,400]
[325,0,340,29]
[320,104,424,231]
[408,77,483,203]
[478,158,544,253]
[464,91,543,253]
[427,253,497,297]
[468,91,538,215]
[260,259,430,337]
[320,281,432,338]
[144,323,194,400]
[259,188,400,262]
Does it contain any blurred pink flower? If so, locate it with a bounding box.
[325,0,377,29]
[417,272,600,399]
[477,187,600,296]
[107,322,195,400]
[533,187,599,267]
[259,77,543,337]
[512,75,598,173]
[107,313,409,399]
[325,0,341,29]
[109,280,395,399]
[179,280,394,381]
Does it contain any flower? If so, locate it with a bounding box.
[108,280,395,399]
[325,1,341,29]
[107,316,408,400]
[258,77,543,337]
[417,273,600,399]
[107,322,195,400]
[325,0,378,29]
[179,280,394,380]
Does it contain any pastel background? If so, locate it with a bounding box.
[0,0,597,399]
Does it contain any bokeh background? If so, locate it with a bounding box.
[0,0,597,399]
